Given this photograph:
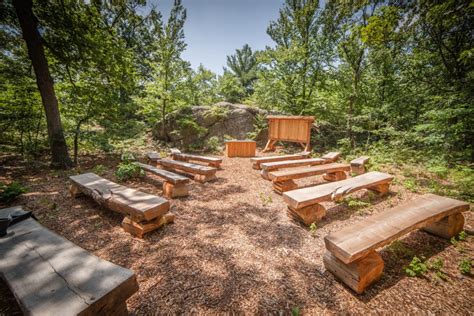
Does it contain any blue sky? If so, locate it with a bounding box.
[151,0,285,74]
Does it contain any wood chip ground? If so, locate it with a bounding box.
[0,152,472,314]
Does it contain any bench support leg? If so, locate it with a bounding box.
[263,140,277,152]
[194,173,217,183]
[351,164,366,175]
[323,171,347,182]
[252,162,261,170]
[324,250,384,294]
[368,183,390,196]
[163,182,189,199]
[260,169,270,180]
[69,184,83,198]
[423,213,465,239]
[122,213,175,238]
[287,204,326,225]
[273,180,298,194]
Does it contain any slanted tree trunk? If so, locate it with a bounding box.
[13,0,72,169]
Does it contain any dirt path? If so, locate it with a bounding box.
[0,153,472,314]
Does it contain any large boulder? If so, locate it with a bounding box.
[154,102,270,148]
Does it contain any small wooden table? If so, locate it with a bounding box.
[225,140,256,157]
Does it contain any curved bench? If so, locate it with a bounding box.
[283,171,393,225]
[0,206,138,315]
[323,194,469,293]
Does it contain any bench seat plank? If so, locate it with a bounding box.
[283,171,393,210]
[250,152,311,169]
[134,162,190,185]
[261,158,326,172]
[69,173,169,222]
[269,163,350,182]
[160,159,216,176]
[325,194,469,265]
[172,153,222,163]
[0,207,138,316]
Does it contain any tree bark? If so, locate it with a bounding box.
[13,0,73,169]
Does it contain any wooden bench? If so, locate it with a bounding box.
[260,158,325,180]
[351,156,370,175]
[283,171,394,225]
[171,149,222,168]
[323,194,469,293]
[69,173,174,238]
[134,162,190,198]
[0,206,139,315]
[250,152,311,170]
[159,159,217,183]
[146,151,161,164]
[268,163,351,194]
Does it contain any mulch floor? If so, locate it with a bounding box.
[0,151,472,314]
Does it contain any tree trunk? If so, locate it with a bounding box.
[13,0,73,169]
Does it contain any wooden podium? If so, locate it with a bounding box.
[263,116,314,152]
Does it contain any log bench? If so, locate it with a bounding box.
[159,159,217,183]
[69,173,174,238]
[134,162,190,198]
[250,152,311,170]
[282,171,393,225]
[323,194,469,293]
[171,149,222,168]
[146,151,161,164]
[0,206,139,315]
[351,156,370,175]
[268,163,351,194]
[260,158,324,180]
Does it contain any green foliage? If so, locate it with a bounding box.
[405,256,428,277]
[92,164,106,176]
[225,44,258,96]
[0,182,27,203]
[115,162,144,182]
[458,258,472,275]
[291,306,300,316]
[205,136,221,153]
[246,113,268,140]
[217,71,246,103]
[309,222,317,237]
[204,105,229,120]
[259,192,272,206]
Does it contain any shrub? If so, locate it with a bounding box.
[0,182,27,203]
[405,256,428,277]
[206,136,221,153]
[115,162,144,182]
[309,222,317,237]
[92,164,106,175]
[458,258,472,275]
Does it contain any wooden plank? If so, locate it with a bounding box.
[146,151,161,162]
[134,162,190,185]
[225,140,256,157]
[250,152,311,165]
[159,159,216,176]
[324,194,469,264]
[321,152,341,162]
[172,153,222,164]
[69,173,169,222]
[351,156,370,175]
[283,171,393,210]
[0,210,138,316]
[261,158,326,172]
[269,163,350,182]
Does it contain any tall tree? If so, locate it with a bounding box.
[225,44,258,96]
[12,0,72,168]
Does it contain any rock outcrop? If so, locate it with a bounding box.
[154,102,270,148]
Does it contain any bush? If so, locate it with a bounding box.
[458,258,472,275]
[0,182,27,203]
[115,162,144,182]
[205,136,221,153]
[92,164,106,175]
